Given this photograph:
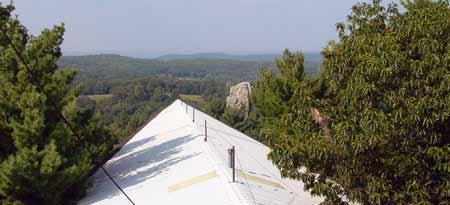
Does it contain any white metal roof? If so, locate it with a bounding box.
[78,99,322,205]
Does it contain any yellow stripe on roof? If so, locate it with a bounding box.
[238,171,285,189]
[168,171,218,192]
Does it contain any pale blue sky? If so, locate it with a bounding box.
[3,0,398,57]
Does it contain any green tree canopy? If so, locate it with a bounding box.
[254,0,450,204]
[0,3,115,204]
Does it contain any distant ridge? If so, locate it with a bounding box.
[62,51,323,63]
[156,52,322,62]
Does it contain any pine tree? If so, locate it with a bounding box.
[254,0,450,204]
[204,95,226,119]
[253,49,308,144]
[0,3,115,204]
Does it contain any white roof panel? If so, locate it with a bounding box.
[78,100,322,205]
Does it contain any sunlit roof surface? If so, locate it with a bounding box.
[78,99,322,205]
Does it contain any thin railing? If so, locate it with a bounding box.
[180,100,257,205]
[101,166,135,205]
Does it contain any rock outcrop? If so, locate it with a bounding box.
[226,82,252,113]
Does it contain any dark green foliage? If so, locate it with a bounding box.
[203,94,261,141]
[0,3,114,204]
[221,108,248,130]
[254,1,450,204]
[253,49,307,144]
[203,95,227,119]
[221,107,261,140]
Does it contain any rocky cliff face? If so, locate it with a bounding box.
[226,82,252,112]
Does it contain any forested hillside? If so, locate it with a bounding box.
[76,77,226,139]
[58,53,321,83]
[63,53,320,144]
[59,54,267,82]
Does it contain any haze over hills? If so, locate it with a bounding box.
[155,52,323,62]
[62,51,323,62]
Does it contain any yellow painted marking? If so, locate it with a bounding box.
[168,171,218,192]
[238,171,285,189]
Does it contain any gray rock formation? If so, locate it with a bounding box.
[226,82,252,112]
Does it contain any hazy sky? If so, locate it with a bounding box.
[3,0,399,57]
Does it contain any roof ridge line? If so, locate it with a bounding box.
[178,99,254,205]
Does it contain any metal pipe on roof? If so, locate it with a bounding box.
[204,120,208,142]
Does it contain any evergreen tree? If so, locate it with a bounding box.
[204,95,226,119]
[253,49,307,144]
[0,3,114,204]
[254,0,450,204]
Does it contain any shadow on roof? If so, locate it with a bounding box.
[85,134,201,202]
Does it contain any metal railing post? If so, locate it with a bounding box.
[232,146,235,182]
[228,146,236,182]
[204,120,207,142]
